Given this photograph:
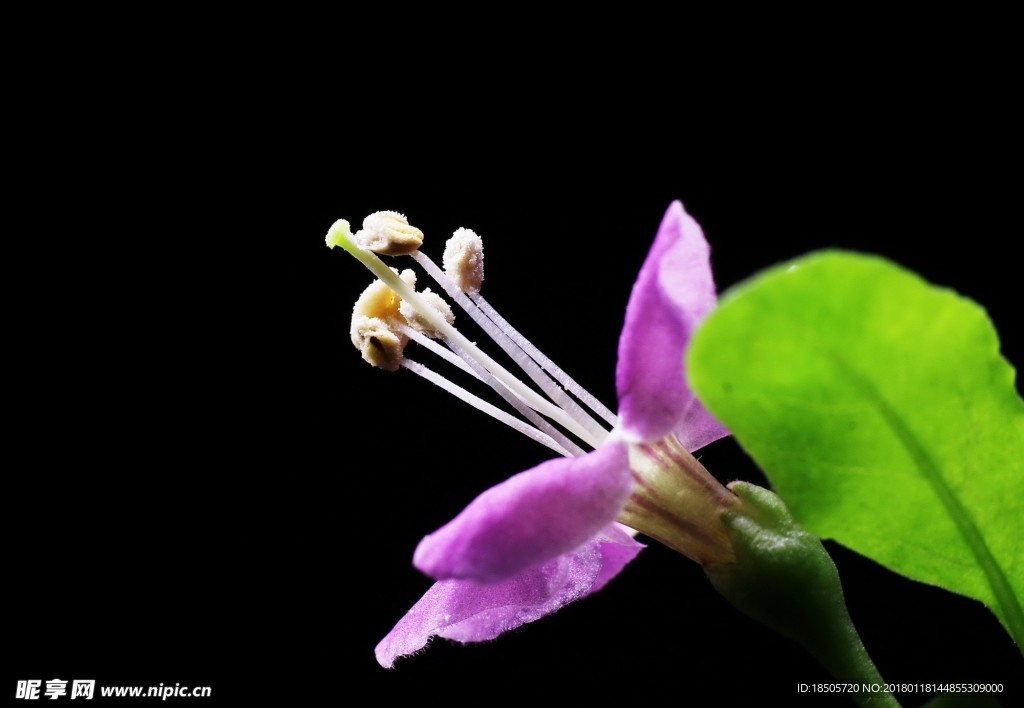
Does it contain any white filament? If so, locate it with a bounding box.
[401,359,571,457]
[444,338,587,457]
[469,292,619,427]
[412,251,612,442]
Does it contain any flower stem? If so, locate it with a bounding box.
[705,482,899,708]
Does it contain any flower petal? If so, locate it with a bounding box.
[616,200,725,444]
[376,526,643,668]
[673,395,731,452]
[591,523,645,591]
[413,440,630,583]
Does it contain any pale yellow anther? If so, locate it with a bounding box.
[443,227,485,293]
[350,315,408,371]
[354,211,424,256]
[350,269,417,370]
[399,289,455,338]
[352,269,417,322]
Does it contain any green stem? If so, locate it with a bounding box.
[706,483,899,708]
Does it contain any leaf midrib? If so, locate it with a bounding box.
[821,343,1024,649]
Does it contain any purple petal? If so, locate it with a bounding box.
[673,396,731,452]
[591,523,644,591]
[376,525,643,668]
[616,200,726,444]
[414,440,630,583]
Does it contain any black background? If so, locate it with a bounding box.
[8,27,1023,707]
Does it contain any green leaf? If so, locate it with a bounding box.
[687,251,1024,649]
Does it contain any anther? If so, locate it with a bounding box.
[443,228,484,293]
[350,269,417,370]
[351,315,407,371]
[399,289,455,338]
[352,269,416,322]
[355,211,424,256]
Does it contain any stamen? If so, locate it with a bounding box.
[397,323,479,379]
[468,293,619,427]
[399,289,454,337]
[399,322,571,449]
[350,315,407,371]
[354,211,424,255]
[327,220,604,448]
[444,338,587,457]
[443,227,484,293]
[352,269,416,321]
[399,323,582,455]
[349,268,418,370]
[401,358,572,457]
[412,249,611,444]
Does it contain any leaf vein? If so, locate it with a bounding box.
[821,343,1024,647]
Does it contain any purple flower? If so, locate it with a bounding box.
[374,202,737,668]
